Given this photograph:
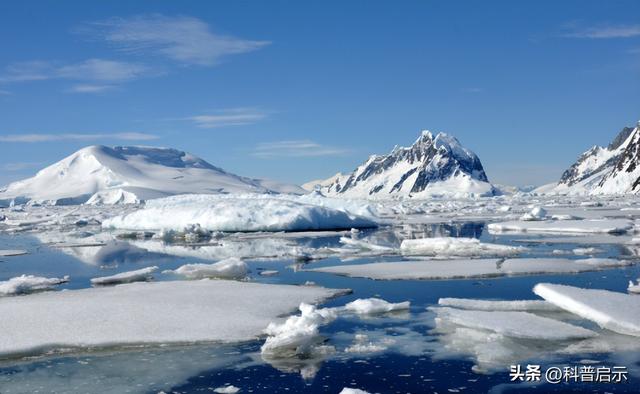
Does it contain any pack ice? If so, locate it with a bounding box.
[102,194,376,232]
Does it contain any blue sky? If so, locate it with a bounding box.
[0,1,639,187]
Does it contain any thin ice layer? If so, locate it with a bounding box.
[433,307,596,340]
[438,297,560,312]
[308,258,629,280]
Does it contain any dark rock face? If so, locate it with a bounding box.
[558,126,637,187]
[600,127,640,191]
[326,131,493,197]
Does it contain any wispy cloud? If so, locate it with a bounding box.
[83,14,270,66]
[0,132,158,143]
[563,24,640,39]
[252,140,351,158]
[0,59,150,87]
[185,108,268,128]
[68,84,116,93]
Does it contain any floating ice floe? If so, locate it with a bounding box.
[164,257,248,280]
[339,388,371,394]
[0,280,343,358]
[343,298,410,315]
[572,247,602,255]
[213,385,240,394]
[259,270,279,276]
[438,297,560,312]
[0,275,69,296]
[0,249,28,257]
[261,303,338,358]
[90,266,158,286]
[308,258,630,280]
[488,219,633,234]
[520,206,547,221]
[432,307,596,340]
[400,237,524,257]
[533,283,640,337]
[628,279,640,294]
[102,194,376,233]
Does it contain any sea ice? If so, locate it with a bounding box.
[438,298,560,312]
[400,237,523,257]
[213,385,240,394]
[533,283,640,337]
[90,266,158,286]
[0,275,69,296]
[0,280,343,358]
[520,206,547,221]
[488,219,633,234]
[0,249,28,257]
[308,258,630,280]
[339,236,396,252]
[432,307,596,340]
[164,257,248,280]
[102,194,376,232]
[628,279,640,294]
[260,303,338,358]
[339,388,371,394]
[343,298,410,314]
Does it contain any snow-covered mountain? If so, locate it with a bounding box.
[305,130,496,199]
[0,145,304,206]
[538,123,640,195]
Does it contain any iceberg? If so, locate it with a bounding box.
[0,280,343,358]
[164,257,248,280]
[90,266,158,286]
[400,237,524,257]
[308,258,630,280]
[102,194,376,232]
[533,283,640,337]
[0,275,69,296]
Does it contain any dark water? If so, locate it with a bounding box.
[0,221,638,393]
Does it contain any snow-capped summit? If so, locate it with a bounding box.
[306,130,496,199]
[538,122,640,195]
[0,145,303,206]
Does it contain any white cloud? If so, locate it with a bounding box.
[252,140,351,158]
[68,84,116,93]
[0,132,158,143]
[0,59,149,84]
[85,14,270,66]
[186,108,268,128]
[564,24,640,39]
